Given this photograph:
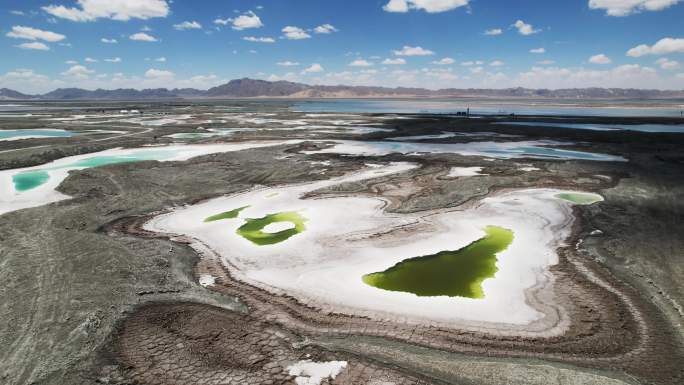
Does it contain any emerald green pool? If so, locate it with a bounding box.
[11,150,178,192]
[236,211,307,246]
[556,193,602,205]
[13,171,50,192]
[204,206,249,222]
[362,226,514,299]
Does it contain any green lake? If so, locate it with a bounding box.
[363,226,514,299]
[236,211,307,246]
[204,206,249,222]
[556,193,603,205]
[13,171,50,192]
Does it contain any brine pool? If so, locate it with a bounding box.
[0,129,74,141]
[0,141,300,215]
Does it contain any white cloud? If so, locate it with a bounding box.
[588,0,680,16]
[383,0,470,13]
[515,64,664,88]
[656,57,680,69]
[314,24,338,34]
[277,61,300,66]
[0,69,61,93]
[101,38,117,43]
[513,20,540,35]
[393,45,434,56]
[349,59,373,67]
[42,0,169,22]
[282,26,311,40]
[432,57,455,65]
[537,60,556,65]
[15,42,50,51]
[155,57,166,62]
[85,57,98,63]
[243,36,275,43]
[461,60,484,66]
[104,57,122,63]
[6,26,65,42]
[173,21,202,31]
[216,11,263,30]
[530,47,546,54]
[470,66,484,74]
[65,60,78,64]
[627,38,684,57]
[490,60,505,66]
[484,28,502,36]
[129,32,157,42]
[302,63,324,74]
[10,10,25,15]
[62,65,94,79]
[382,58,406,65]
[145,68,173,78]
[589,54,612,64]
[677,73,684,79]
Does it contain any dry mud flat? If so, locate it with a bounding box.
[1,104,683,385]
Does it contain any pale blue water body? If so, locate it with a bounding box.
[0,129,74,141]
[305,140,626,162]
[494,121,684,133]
[293,99,684,117]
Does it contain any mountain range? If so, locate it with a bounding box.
[2,78,684,100]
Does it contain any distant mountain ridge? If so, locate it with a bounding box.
[2,78,684,100]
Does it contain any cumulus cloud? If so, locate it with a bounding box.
[129,32,157,42]
[155,57,166,62]
[627,37,684,57]
[145,68,173,78]
[484,28,502,36]
[101,38,117,43]
[62,65,94,79]
[537,60,556,65]
[277,61,300,66]
[432,57,455,65]
[282,26,311,40]
[490,60,505,66]
[589,54,612,64]
[173,21,201,31]
[243,36,275,43]
[393,45,434,56]
[530,47,545,54]
[16,42,50,50]
[215,11,263,30]
[42,0,169,22]
[588,0,680,16]
[85,57,97,63]
[513,20,540,35]
[314,24,338,34]
[302,63,324,74]
[382,58,406,65]
[656,57,680,69]
[461,60,484,66]
[383,0,470,13]
[6,26,65,42]
[104,57,122,63]
[349,59,373,67]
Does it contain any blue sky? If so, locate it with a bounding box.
[1,0,684,93]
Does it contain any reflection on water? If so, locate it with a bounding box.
[293,99,684,117]
[495,121,684,133]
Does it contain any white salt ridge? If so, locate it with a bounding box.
[198,274,216,287]
[0,141,301,216]
[146,160,594,326]
[447,167,486,177]
[287,360,348,385]
[262,221,296,233]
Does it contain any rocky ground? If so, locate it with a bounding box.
[0,101,682,385]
